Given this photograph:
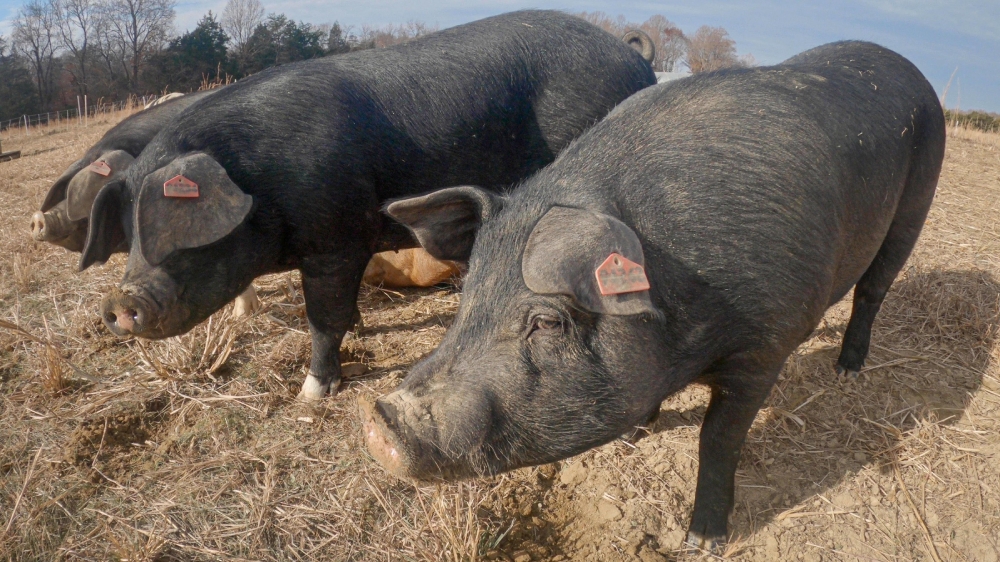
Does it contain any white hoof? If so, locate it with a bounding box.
[685,531,725,553]
[296,374,330,402]
[233,285,261,317]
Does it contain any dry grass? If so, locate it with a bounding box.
[0,119,998,561]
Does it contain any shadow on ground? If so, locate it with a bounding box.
[716,267,996,542]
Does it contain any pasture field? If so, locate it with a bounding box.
[0,115,998,561]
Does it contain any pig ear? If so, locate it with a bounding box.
[136,152,254,266]
[80,180,127,271]
[384,186,501,261]
[522,206,658,316]
[41,159,86,212]
[66,150,135,221]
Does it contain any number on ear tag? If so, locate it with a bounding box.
[88,161,112,176]
[595,252,650,295]
[163,175,199,198]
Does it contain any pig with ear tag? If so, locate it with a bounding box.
[31,150,134,252]
[31,89,217,251]
[361,41,945,552]
[29,87,259,315]
[80,10,658,401]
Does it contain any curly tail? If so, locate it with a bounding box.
[622,30,655,64]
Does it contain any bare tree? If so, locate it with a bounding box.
[92,11,127,89]
[222,0,263,62]
[354,20,437,50]
[578,11,627,37]
[579,12,688,73]
[98,0,174,92]
[12,0,60,108]
[685,25,743,73]
[639,15,687,73]
[54,0,96,96]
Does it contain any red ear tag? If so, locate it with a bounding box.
[88,160,112,176]
[595,252,650,296]
[163,175,199,198]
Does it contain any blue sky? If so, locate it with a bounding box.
[2,0,997,112]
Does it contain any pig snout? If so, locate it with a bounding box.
[30,211,48,241]
[101,288,152,335]
[361,385,494,481]
[360,396,413,478]
[30,208,87,251]
[31,210,72,242]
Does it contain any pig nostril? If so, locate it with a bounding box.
[105,308,138,328]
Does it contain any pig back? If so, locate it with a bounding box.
[524,41,943,340]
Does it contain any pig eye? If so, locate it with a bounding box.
[528,314,563,337]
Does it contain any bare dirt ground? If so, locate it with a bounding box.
[0,115,998,562]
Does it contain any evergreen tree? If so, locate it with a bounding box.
[326,21,349,55]
[241,14,324,75]
[145,12,230,92]
[0,35,40,122]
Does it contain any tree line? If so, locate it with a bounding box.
[1,1,752,123]
[577,12,753,74]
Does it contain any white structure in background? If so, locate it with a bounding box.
[655,71,691,83]
[144,92,185,109]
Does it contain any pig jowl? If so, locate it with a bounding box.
[79,10,658,401]
[364,41,946,551]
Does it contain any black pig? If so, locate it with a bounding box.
[27,90,262,314]
[79,10,657,400]
[361,41,945,550]
[31,90,216,251]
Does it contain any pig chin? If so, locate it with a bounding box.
[49,229,88,253]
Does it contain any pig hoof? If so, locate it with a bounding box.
[685,531,726,554]
[233,286,261,317]
[296,374,338,401]
[835,364,860,379]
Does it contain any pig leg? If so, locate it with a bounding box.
[687,356,780,552]
[233,285,261,317]
[297,251,369,401]
[836,176,934,377]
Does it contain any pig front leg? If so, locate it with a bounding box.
[296,251,369,401]
[687,354,781,552]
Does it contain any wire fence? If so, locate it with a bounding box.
[0,95,159,141]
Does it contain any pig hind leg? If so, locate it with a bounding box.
[836,158,938,377]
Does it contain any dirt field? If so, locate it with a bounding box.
[1,114,998,561]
